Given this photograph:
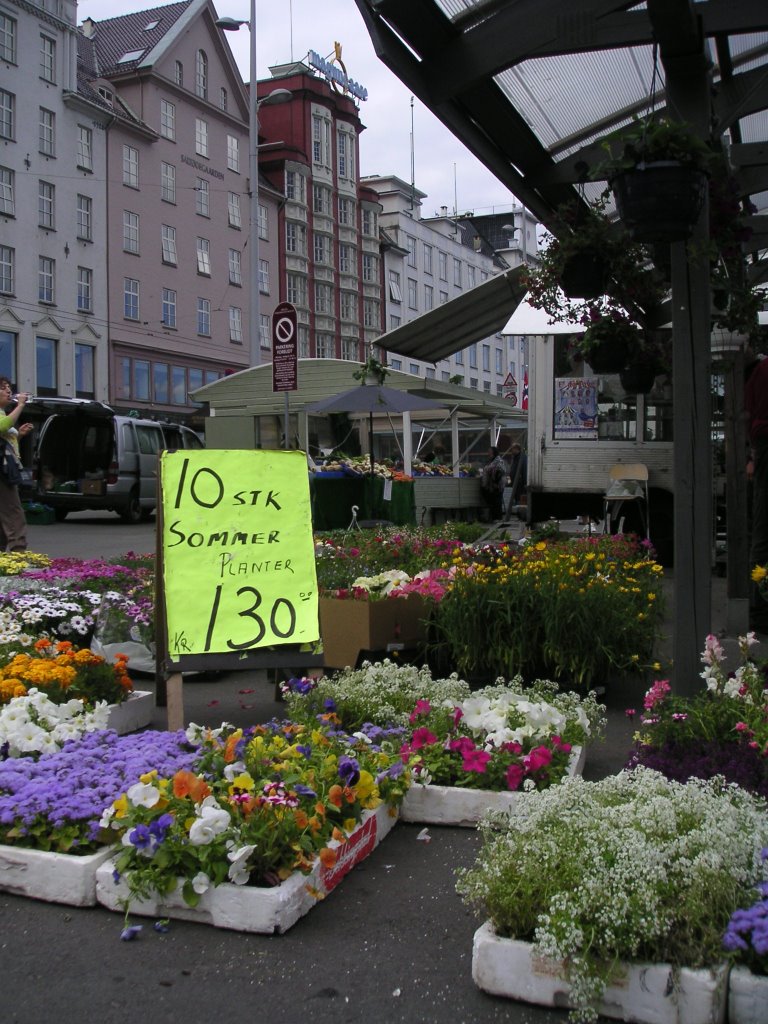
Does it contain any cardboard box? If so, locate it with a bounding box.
[80,479,106,496]
[319,594,429,668]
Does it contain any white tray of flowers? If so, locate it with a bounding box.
[95,719,409,934]
[457,769,768,1024]
[105,688,153,735]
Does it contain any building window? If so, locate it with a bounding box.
[285,222,306,255]
[75,343,94,398]
[135,361,151,402]
[453,257,462,287]
[337,129,355,179]
[439,251,447,281]
[76,194,92,240]
[315,282,333,314]
[39,108,55,155]
[363,298,379,329]
[340,292,357,321]
[122,145,139,188]
[196,178,210,217]
[227,191,240,227]
[407,278,418,310]
[389,315,401,330]
[338,196,354,227]
[339,243,355,275]
[76,125,92,169]
[160,99,175,141]
[195,118,208,157]
[153,363,169,403]
[362,208,377,236]
[161,224,177,265]
[362,253,378,283]
[469,343,478,369]
[390,358,402,371]
[259,313,271,350]
[160,162,176,203]
[426,367,435,379]
[38,256,54,303]
[123,211,139,253]
[228,248,242,285]
[314,234,331,266]
[257,202,268,240]
[285,170,306,203]
[424,284,434,310]
[0,15,16,63]
[440,289,449,304]
[227,134,239,172]
[0,246,13,294]
[455,349,464,366]
[229,306,243,343]
[298,326,309,359]
[423,243,433,275]
[482,344,490,372]
[195,50,208,99]
[406,235,417,268]
[312,184,331,215]
[258,259,269,294]
[220,87,228,111]
[162,288,176,327]
[197,297,211,336]
[468,265,477,288]
[341,337,359,361]
[312,113,331,167]
[316,333,333,359]
[495,348,503,374]
[39,35,55,82]
[124,278,139,319]
[0,167,13,215]
[409,363,420,376]
[286,273,307,306]
[0,90,13,141]
[38,180,54,228]
[35,337,57,394]
[388,270,402,303]
[77,267,92,312]
[174,60,183,86]
[196,237,211,275]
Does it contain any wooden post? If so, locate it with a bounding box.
[166,672,185,732]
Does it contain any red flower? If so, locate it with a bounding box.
[505,764,525,791]
[524,745,553,772]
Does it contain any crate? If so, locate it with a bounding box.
[24,507,56,525]
[79,479,106,496]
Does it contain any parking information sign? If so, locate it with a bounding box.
[272,302,298,393]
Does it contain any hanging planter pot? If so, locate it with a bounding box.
[585,340,631,375]
[620,362,658,394]
[611,161,708,243]
[559,253,609,299]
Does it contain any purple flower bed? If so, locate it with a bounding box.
[0,729,198,854]
[21,556,152,591]
[627,738,768,800]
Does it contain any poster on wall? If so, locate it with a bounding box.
[553,377,599,439]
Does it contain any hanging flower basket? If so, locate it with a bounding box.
[619,362,659,394]
[585,339,631,374]
[559,252,609,299]
[611,161,708,242]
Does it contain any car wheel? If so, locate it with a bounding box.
[120,492,143,524]
[140,507,154,522]
[54,508,68,522]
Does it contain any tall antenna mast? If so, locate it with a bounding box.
[289,0,294,61]
[409,96,415,210]
[453,163,458,216]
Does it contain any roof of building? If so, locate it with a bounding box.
[79,1,190,77]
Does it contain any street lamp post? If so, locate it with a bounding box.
[216,11,291,367]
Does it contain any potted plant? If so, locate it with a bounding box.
[619,330,671,394]
[570,309,643,375]
[724,847,768,1024]
[458,767,768,1024]
[594,116,717,242]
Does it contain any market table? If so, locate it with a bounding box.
[312,473,416,529]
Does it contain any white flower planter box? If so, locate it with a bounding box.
[106,690,153,735]
[0,843,116,907]
[400,745,586,826]
[728,966,768,1024]
[96,803,397,934]
[471,923,728,1024]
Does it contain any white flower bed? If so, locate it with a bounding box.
[0,689,110,757]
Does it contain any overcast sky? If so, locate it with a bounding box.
[79,0,520,217]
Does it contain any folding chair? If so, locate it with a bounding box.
[603,463,649,538]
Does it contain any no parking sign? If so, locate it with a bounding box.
[272,302,298,392]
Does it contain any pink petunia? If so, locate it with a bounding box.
[505,764,525,791]
[462,749,492,773]
[524,745,553,772]
[409,699,432,723]
[449,737,476,757]
[410,727,438,750]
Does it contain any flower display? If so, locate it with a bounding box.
[0,552,51,576]
[0,688,110,758]
[724,847,768,977]
[0,639,133,707]
[627,632,768,796]
[0,585,101,649]
[457,768,768,1023]
[400,681,604,792]
[103,718,410,911]
[0,729,198,852]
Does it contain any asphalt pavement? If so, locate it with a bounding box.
[0,513,713,1024]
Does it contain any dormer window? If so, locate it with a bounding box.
[118,49,144,64]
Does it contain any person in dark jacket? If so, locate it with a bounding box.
[480,446,508,520]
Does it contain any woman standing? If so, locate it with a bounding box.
[0,378,32,551]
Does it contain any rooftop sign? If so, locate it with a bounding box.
[308,44,368,102]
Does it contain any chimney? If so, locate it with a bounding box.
[81,17,97,38]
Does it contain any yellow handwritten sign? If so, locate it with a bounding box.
[161,450,318,658]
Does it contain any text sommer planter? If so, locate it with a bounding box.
[400,745,586,826]
[0,843,116,907]
[471,922,728,1024]
[96,803,397,934]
